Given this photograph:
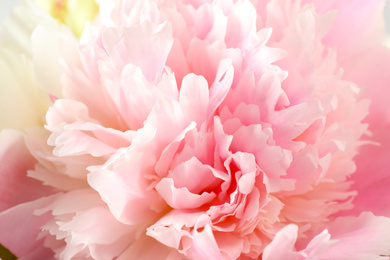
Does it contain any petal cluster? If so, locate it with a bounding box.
[1,0,390,259]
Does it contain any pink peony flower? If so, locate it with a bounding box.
[1,0,390,259]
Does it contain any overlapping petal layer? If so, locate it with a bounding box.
[1,0,390,259]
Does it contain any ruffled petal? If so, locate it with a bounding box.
[0,129,53,211]
[0,196,58,259]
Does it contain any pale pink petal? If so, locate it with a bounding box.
[0,196,58,259]
[169,157,222,194]
[185,38,242,85]
[301,229,334,258]
[116,0,159,26]
[61,52,127,130]
[116,234,182,260]
[225,0,257,49]
[155,177,216,209]
[179,73,209,127]
[244,29,287,78]
[88,168,163,225]
[230,124,294,193]
[154,121,197,176]
[102,21,173,81]
[322,212,390,259]
[348,129,390,217]
[181,0,213,9]
[0,129,53,211]
[263,224,335,260]
[145,98,194,148]
[46,99,133,157]
[147,210,203,253]
[166,39,191,85]
[99,63,178,130]
[25,127,96,184]
[342,47,390,216]
[35,189,135,260]
[307,0,387,62]
[177,3,227,42]
[346,46,390,126]
[207,59,234,119]
[187,215,223,260]
[213,231,245,259]
[262,224,304,260]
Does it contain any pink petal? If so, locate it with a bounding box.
[187,215,223,260]
[99,63,177,130]
[322,212,390,259]
[169,157,222,194]
[225,0,257,49]
[262,224,304,260]
[34,189,135,260]
[179,73,209,127]
[46,99,133,157]
[147,210,203,252]
[116,233,182,260]
[0,129,53,212]
[263,224,335,260]
[308,0,387,62]
[186,38,242,85]
[88,168,163,225]
[25,127,95,185]
[0,196,58,258]
[230,124,294,193]
[343,47,390,216]
[207,59,234,119]
[155,178,216,209]
[102,21,173,81]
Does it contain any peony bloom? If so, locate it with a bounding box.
[1,0,390,259]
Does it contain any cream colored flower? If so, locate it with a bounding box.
[34,0,99,37]
[0,0,80,130]
[0,1,52,130]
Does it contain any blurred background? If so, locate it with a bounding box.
[1,0,390,34]
[0,0,22,24]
